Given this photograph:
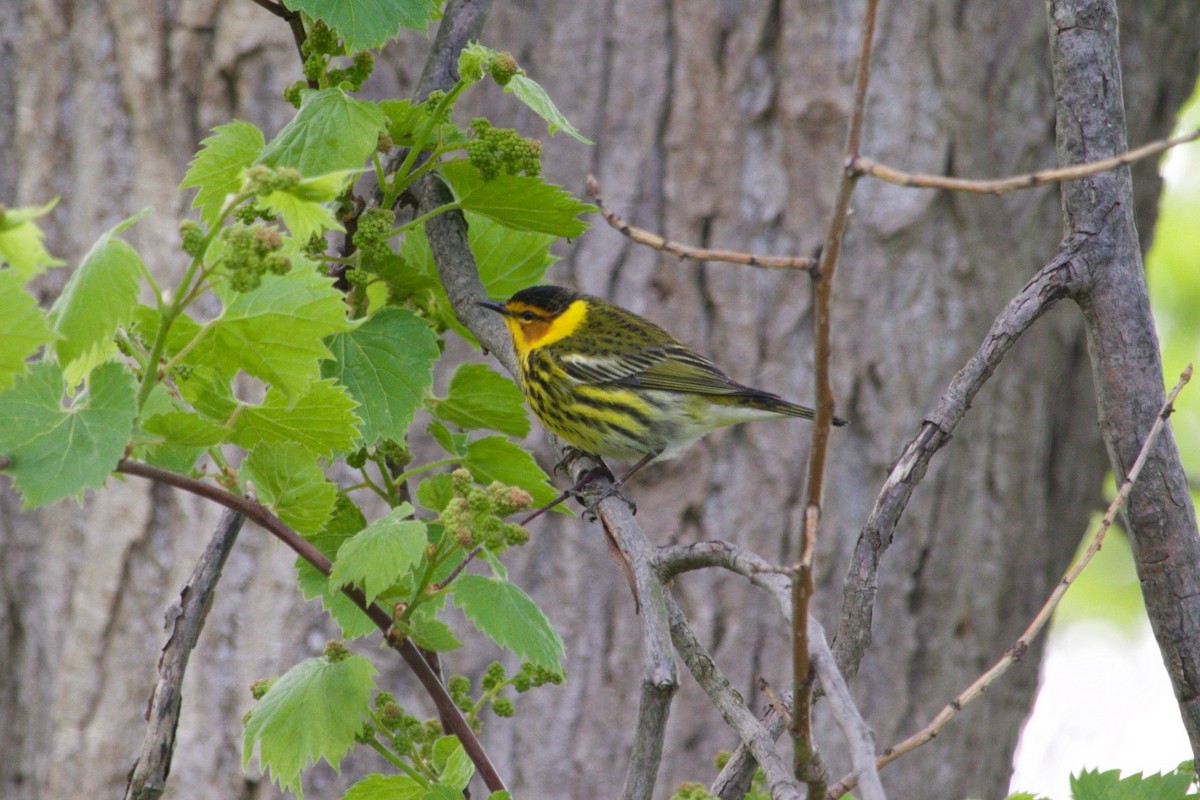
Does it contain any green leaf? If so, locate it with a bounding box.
[415,472,455,512]
[328,503,427,604]
[0,198,64,279]
[463,435,558,507]
[425,785,465,800]
[456,175,593,237]
[0,362,136,508]
[487,792,513,800]
[297,496,378,639]
[258,88,386,178]
[1070,767,1198,800]
[142,410,229,447]
[426,420,467,457]
[321,307,439,443]
[181,120,265,226]
[283,0,439,52]
[467,212,558,298]
[193,269,355,398]
[0,271,57,391]
[404,606,461,652]
[340,774,426,800]
[432,735,474,791]
[451,575,564,673]
[259,188,344,242]
[505,73,593,144]
[428,363,528,436]
[242,443,337,536]
[131,385,209,473]
[48,220,145,372]
[233,378,361,457]
[243,653,377,800]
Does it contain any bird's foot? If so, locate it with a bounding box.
[553,447,593,477]
[571,468,637,522]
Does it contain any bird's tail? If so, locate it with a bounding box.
[739,390,849,427]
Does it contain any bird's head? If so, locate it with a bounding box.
[477,285,587,356]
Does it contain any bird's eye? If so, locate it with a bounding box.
[520,311,537,322]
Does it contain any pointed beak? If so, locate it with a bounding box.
[476,299,509,316]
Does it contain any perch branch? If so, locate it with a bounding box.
[850,127,1200,195]
[828,365,1192,798]
[584,175,817,271]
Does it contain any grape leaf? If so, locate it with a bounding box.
[258,88,386,178]
[142,410,229,447]
[1069,767,1197,800]
[0,198,64,279]
[404,607,462,652]
[456,174,593,237]
[505,73,593,144]
[48,219,145,372]
[132,386,210,474]
[466,212,558,299]
[258,188,344,242]
[0,271,56,391]
[296,496,378,639]
[415,472,454,512]
[328,503,426,604]
[432,736,473,791]
[340,774,426,800]
[283,0,439,52]
[463,435,558,506]
[0,361,136,508]
[243,653,377,800]
[241,443,337,536]
[321,307,439,443]
[192,269,355,398]
[450,574,564,674]
[233,378,361,457]
[181,120,265,226]
[427,363,529,437]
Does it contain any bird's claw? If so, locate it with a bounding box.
[574,481,637,522]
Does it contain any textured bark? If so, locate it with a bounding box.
[1,2,1197,799]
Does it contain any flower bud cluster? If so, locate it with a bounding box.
[439,469,532,552]
[465,119,542,181]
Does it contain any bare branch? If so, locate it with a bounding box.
[851,127,1200,195]
[124,509,245,800]
[828,365,1192,798]
[584,176,817,271]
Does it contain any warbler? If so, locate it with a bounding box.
[478,285,846,492]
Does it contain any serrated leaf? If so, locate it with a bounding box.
[259,188,344,242]
[451,575,564,673]
[193,269,355,398]
[464,435,558,506]
[456,175,593,237]
[131,385,210,473]
[432,736,473,791]
[48,220,145,371]
[428,362,529,437]
[340,774,426,800]
[142,410,229,446]
[1069,767,1197,800]
[505,73,593,144]
[181,121,265,226]
[321,307,439,443]
[283,0,439,52]
[0,361,136,508]
[425,785,465,800]
[415,472,454,512]
[467,212,558,298]
[0,198,64,279]
[426,420,467,456]
[233,378,361,457]
[243,653,377,800]
[404,607,461,652]
[328,503,426,604]
[242,443,337,536]
[297,496,378,639]
[258,88,386,178]
[0,271,57,391]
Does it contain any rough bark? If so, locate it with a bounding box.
[1,1,1197,799]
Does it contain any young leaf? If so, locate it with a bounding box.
[1069,767,1197,800]
[232,378,362,457]
[132,386,211,474]
[425,785,466,800]
[181,120,265,226]
[243,653,377,800]
[142,410,230,447]
[241,443,338,536]
[284,0,439,52]
[463,435,558,507]
[328,503,427,604]
[258,88,386,178]
[339,774,426,800]
[48,219,145,372]
[0,198,65,279]
[0,271,57,391]
[258,188,344,242]
[321,307,440,444]
[404,607,462,652]
[426,420,468,457]
[415,472,454,512]
[297,497,379,639]
[466,212,558,298]
[427,362,529,437]
[432,735,474,791]
[0,361,136,508]
[451,574,565,674]
[505,73,593,144]
[192,269,355,398]
[456,175,594,238]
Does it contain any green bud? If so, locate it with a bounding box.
[491,696,515,717]
[323,640,350,662]
[250,677,275,700]
[488,52,522,86]
[179,219,206,257]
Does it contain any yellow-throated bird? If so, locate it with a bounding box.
[479,285,846,508]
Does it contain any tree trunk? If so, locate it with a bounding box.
[1,2,1195,799]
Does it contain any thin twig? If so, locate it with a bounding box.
[851,127,1200,195]
[245,0,307,71]
[795,0,880,792]
[584,176,817,271]
[124,509,245,800]
[431,544,482,591]
[827,364,1192,799]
